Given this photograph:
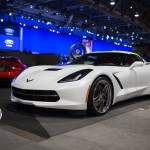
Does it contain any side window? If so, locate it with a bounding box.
[123,54,138,67]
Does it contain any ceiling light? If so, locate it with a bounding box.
[135,12,139,18]
[85,19,87,23]
[106,35,109,39]
[110,0,115,5]
[104,26,106,29]
[30,3,33,8]
[9,12,12,16]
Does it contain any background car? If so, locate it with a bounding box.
[11,51,149,116]
[0,56,27,81]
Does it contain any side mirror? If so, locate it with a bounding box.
[129,61,144,70]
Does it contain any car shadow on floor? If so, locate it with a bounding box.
[1,82,150,140]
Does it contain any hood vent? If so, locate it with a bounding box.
[44,68,62,71]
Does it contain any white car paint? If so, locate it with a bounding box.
[11,51,150,110]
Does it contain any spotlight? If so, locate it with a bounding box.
[23,24,26,26]
[30,3,33,8]
[106,35,109,39]
[1,19,4,22]
[135,12,139,18]
[9,12,12,16]
[69,33,71,35]
[97,34,99,36]
[110,0,115,5]
[104,26,106,29]
[85,19,87,23]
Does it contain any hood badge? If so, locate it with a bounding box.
[27,79,34,82]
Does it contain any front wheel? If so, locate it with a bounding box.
[87,77,113,116]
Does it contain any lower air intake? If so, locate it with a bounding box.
[12,87,60,102]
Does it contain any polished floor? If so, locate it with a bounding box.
[0,82,150,149]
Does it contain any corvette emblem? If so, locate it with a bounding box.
[27,79,34,82]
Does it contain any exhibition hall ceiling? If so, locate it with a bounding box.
[1,0,150,46]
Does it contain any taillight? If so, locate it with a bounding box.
[12,66,23,70]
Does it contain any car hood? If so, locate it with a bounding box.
[13,65,94,85]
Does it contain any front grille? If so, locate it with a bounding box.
[12,87,60,102]
[0,65,12,72]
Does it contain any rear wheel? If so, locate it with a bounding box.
[87,77,113,116]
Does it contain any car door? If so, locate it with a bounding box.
[131,54,150,91]
[113,54,138,100]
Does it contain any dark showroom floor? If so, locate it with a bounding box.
[0,82,150,150]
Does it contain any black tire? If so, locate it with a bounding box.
[87,77,113,116]
[70,43,86,59]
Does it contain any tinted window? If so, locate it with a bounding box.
[123,54,144,66]
[69,53,129,66]
[0,58,20,63]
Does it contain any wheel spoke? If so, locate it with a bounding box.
[102,84,109,96]
[93,95,101,107]
[99,98,105,112]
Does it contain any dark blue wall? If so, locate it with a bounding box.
[93,40,131,52]
[23,27,131,55]
[23,28,82,55]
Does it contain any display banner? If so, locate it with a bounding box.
[82,39,93,53]
[0,22,20,51]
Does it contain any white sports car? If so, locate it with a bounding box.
[11,51,150,115]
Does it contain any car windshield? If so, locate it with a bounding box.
[0,57,20,63]
[69,52,128,66]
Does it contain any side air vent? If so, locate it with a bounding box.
[44,68,62,71]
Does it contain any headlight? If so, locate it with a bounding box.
[58,69,93,83]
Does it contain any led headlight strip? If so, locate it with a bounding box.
[58,69,93,83]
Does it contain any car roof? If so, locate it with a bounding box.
[91,51,134,55]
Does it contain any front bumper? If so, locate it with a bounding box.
[11,95,87,110]
[11,80,90,110]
